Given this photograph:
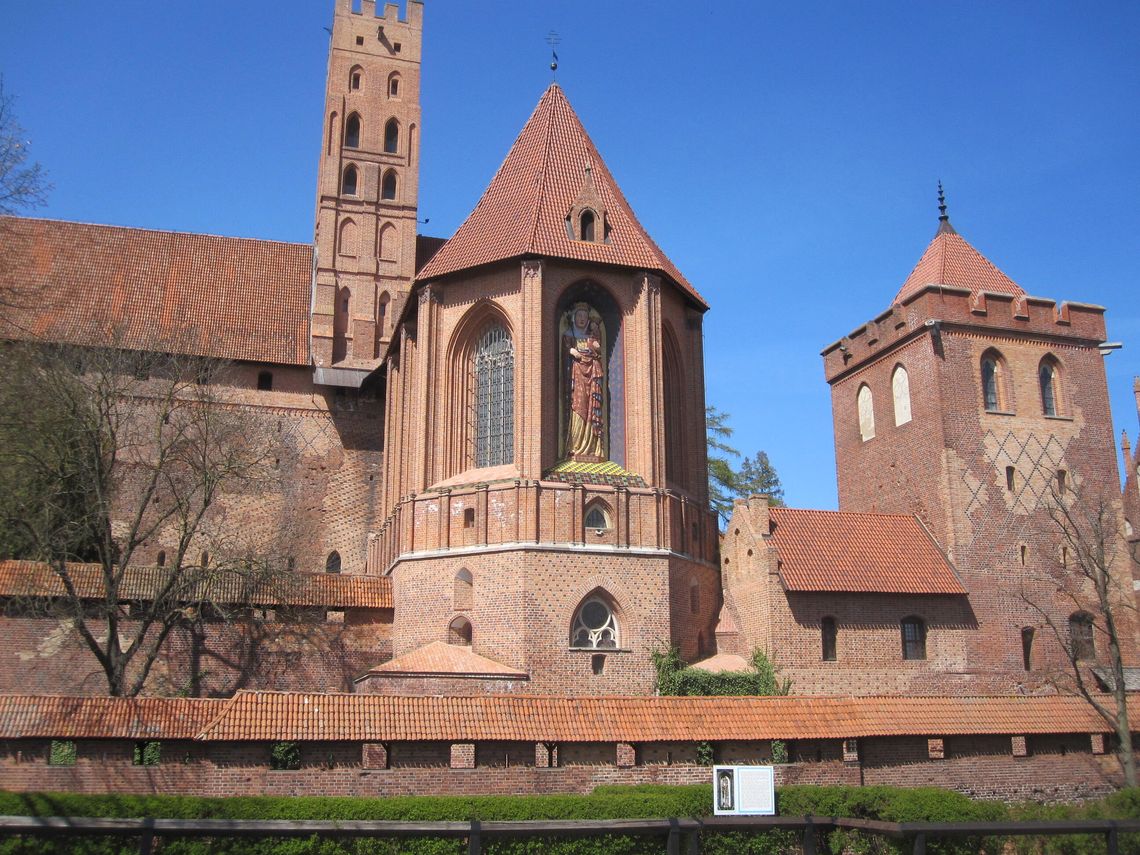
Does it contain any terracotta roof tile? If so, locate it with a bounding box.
[769,508,966,595]
[363,641,528,678]
[193,692,1109,742]
[894,224,1025,305]
[688,653,752,674]
[417,85,704,307]
[0,217,312,365]
[0,560,392,609]
[0,695,221,740]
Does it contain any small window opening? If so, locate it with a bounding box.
[384,119,399,153]
[381,170,397,200]
[1006,466,1016,491]
[49,740,76,766]
[463,507,475,528]
[389,77,399,97]
[1070,612,1095,660]
[350,69,362,90]
[982,357,1001,412]
[133,741,162,767]
[821,616,837,662]
[1056,469,1067,495]
[1019,544,1027,566]
[325,551,341,574]
[585,505,609,529]
[1021,627,1034,671]
[156,551,166,568]
[580,210,596,242]
[1061,546,1069,568]
[1040,362,1058,416]
[393,42,401,52]
[355,35,364,45]
[257,371,273,391]
[199,551,209,569]
[286,557,296,572]
[591,653,606,675]
[901,616,926,660]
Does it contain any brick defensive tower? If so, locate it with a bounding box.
[823,204,1136,685]
[312,0,423,385]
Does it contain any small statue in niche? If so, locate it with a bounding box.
[561,302,606,461]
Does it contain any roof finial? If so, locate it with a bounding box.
[546,31,561,80]
[937,180,949,222]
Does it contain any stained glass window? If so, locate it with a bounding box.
[474,325,514,468]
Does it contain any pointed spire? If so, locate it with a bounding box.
[936,180,956,235]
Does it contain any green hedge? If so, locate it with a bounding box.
[0,785,1136,855]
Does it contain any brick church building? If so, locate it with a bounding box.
[0,0,1136,799]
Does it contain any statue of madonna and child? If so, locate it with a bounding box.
[560,302,607,462]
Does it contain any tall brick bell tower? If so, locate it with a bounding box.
[312,0,423,386]
[823,197,1136,687]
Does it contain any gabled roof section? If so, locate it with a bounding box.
[769,507,967,595]
[894,221,1026,305]
[360,641,528,679]
[0,695,221,740]
[0,217,312,365]
[417,85,704,307]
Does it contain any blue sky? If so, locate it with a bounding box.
[2,1,1137,509]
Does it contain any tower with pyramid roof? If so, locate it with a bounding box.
[822,201,1136,686]
[361,84,719,696]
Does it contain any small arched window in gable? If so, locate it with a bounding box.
[857,384,875,442]
[1069,611,1095,660]
[349,65,363,91]
[341,164,358,196]
[901,616,926,660]
[1040,357,1061,417]
[448,616,472,646]
[584,501,611,531]
[570,594,619,649]
[384,118,399,153]
[325,551,341,574]
[381,170,397,200]
[891,365,912,426]
[257,371,273,391]
[344,113,361,149]
[454,569,473,611]
[387,72,401,98]
[579,210,596,242]
[821,616,837,661]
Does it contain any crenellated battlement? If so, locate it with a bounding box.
[335,0,423,27]
[821,284,1106,384]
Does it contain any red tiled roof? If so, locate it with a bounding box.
[363,641,528,678]
[894,223,1025,305]
[417,85,704,307]
[0,695,221,740]
[769,508,966,595]
[0,560,392,610]
[194,692,1109,742]
[0,217,313,365]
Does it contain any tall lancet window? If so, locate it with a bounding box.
[474,324,514,467]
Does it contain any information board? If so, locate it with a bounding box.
[711,765,776,816]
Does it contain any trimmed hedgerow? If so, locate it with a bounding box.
[0,785,1136,855]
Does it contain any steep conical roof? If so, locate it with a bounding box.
[418,84,704,306]
[894,220,1025,304]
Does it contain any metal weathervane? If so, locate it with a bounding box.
[546,31,561,79]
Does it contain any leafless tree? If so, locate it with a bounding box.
[1021,474,1137,787]
[0,337,293,696]
[0,77,49,217]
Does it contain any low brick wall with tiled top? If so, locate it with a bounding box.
[0,735,1120,802]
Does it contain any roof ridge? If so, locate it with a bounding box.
[0,215,312,249]
[525,85,557,256]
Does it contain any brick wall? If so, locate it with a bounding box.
[0,734,1119,802]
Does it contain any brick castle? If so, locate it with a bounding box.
[0,0,1137,800]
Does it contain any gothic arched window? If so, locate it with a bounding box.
[325,551,341,574]
[473,324,514,468]
[857,384,875,442]
[891,365,911,426]
[384,118,399,153]
[981,349,1009,413]
[344,113,361,149]
[1040,357,1061,417]
[341,164,358,197]
[821,616,837,661]
[580,210,596,242]
[570,595,619,649]
[381,169,397,200]
[584,501,611,530]
[448,616,473,645]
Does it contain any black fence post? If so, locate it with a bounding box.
[137,818,155,855]
[468,818,481,855]
[686,820,701,855]
[912,831,926,855]
[1107,822,1119,855]
[803,816,817,855]
[667,817,680,855]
